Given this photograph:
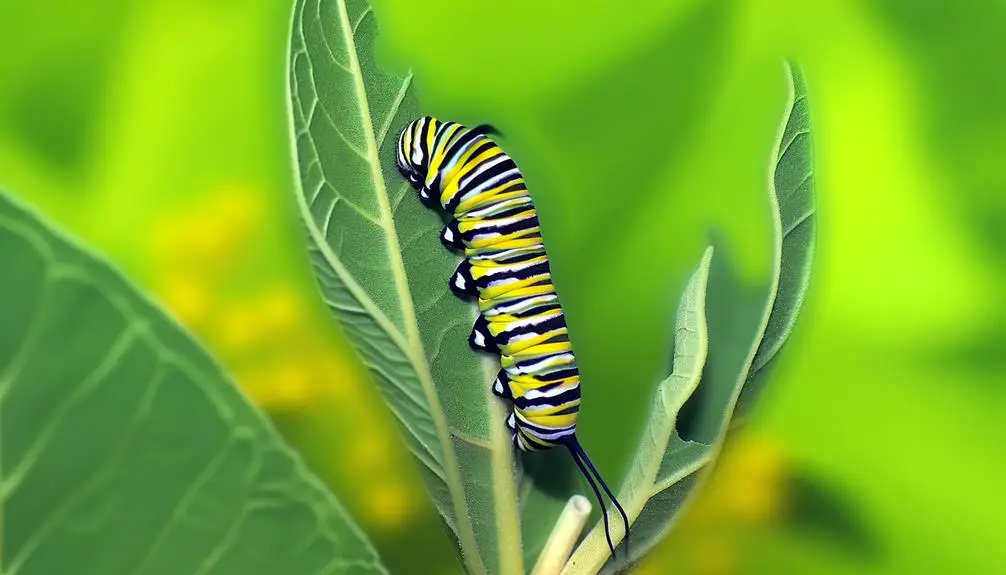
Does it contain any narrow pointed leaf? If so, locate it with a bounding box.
[737,62,816,417]
[286,1,523,573]
[566,61,816,575]
[0,190,385,575]
[564,248,713,575]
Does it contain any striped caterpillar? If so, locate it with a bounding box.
[396,116,629,554]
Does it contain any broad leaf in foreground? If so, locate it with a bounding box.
[286,1,522,573]
[565,61,816,575]
[0,189,384,574]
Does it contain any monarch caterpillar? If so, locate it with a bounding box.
[396,116,630,555]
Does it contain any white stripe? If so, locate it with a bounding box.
[524,383,578,400]
[510,353,575,375]
[487,269,548,290]
[469,245,544,262]
[441,134,483,174]
[500,309,562,332]
[468,167,520,195]
[526,428,575,441]
[482,257,544,277]
[459,153,508,188]
[411,118,426,164]
[522,402,576,413]
[464,196,532,219]
[481,294,557,317]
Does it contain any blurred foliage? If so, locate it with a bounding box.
[0,187,387,575]
[1,0,1004,574]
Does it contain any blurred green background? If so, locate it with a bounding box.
[2,0,1004,573]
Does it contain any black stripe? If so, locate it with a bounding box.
[441,130,485,169]
[513,387,581,409]
[459,155,519,193]
[497,313,567,344]
[535,367,579,381]
[514,415,575,437]
[475,260,550,291]
[445,141,499,213]
[428,122,461,192]
[509,302,562,319]
[462,213,539,245]
[463,203,531,222]
[469,245,545,265]
[416,118,429,169]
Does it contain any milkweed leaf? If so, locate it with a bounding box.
[737,62,816,417]
[0,189,386,575]
[285,1,523,573]
[563,248,713,575]
[565,61,816,575]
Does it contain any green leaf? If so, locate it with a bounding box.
[737,61,816,418]
[286,1,522,574]
[0,189,385,574]
[565,61,816,575]
[564,247,713,575]
[678,61,817,451]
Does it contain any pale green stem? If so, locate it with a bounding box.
[531,495,593,575]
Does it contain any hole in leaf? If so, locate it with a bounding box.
[675,357,710,443]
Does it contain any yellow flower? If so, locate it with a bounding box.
[363,480,416,531]
[314,355,365,404]
[156,275,210,329]
[209,184,264,239]
[148,216,185,260]
[720,434,787,524]
[238,362,319,410]
[257,286,303,335]
[147,184,265,274]
[346,432,392,474]
[271,360,320,407]
[215,301,272,353]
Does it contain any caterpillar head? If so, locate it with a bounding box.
[396,116,439,203]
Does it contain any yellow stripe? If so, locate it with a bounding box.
[477,284,555,312]
[425,123,463,188]
[469,256,548,279]
[424,118,438,158]
[439,146,501,205]
[526,411,578,428]
[514,408,577,431]
[500,329,568,355]
[507,375,579,398]
[501,348,574,370]
[479,275,551,300]
[456,186,527,215]
[507,341,573,358]
[520,400,581,418]
[467,237,544,259]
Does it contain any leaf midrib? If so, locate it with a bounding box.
[308,2,486,573]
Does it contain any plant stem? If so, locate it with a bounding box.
[531,495,592,575]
